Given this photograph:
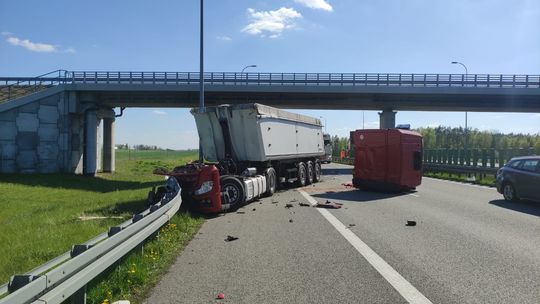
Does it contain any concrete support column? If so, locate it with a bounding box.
[102,117,115,172]
[83,109,97,176]
[378,110,396,129]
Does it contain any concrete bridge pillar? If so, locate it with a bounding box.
[378,110,396,129]
[102,115,115,173]
[83,109,98,176]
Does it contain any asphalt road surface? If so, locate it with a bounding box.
[145,163,540,304]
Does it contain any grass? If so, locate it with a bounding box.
[0,149,199,284]
[86,212,203,304]
[423,171,496,186]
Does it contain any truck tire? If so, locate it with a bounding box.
[220,176,245,211]
[265,167,277,196]
[306,161,314,184]
[313,162,321,182]
[297,162,307,187]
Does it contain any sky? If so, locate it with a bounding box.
[1,0,539,149]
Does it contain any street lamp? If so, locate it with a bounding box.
[198,0,205,163]
[241,64,257,74]
[451,61,469,161]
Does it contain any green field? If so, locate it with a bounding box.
[0,149,199,284]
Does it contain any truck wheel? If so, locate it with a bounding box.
[313,162,321,182]
[306,161,314,184]
[297,162,307,187]
[265,167,277,196]
[220,176,245,211]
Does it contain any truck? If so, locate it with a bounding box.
[350,129,423,192]
[156,103,325,213]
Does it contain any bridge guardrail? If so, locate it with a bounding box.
[65,71,540,88]
[0,178,182,304]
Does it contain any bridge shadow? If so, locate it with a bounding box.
[0,173,160,193]
[321,168,353,176]
[311,189,408,203]
[489,199,540,217]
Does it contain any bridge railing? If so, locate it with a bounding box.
[66,71,540,88]
[0,70,69,103]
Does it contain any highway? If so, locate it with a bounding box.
[144,163,540,304]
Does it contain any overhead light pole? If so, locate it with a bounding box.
[319,116,327,132]
[198,0,205,163]
[241,64,257,83]
[451,61,469,159]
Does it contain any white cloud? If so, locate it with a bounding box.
[65,47,76,54]
[242,7,302,37]
[152,110,168,115]
[216,36,232,41]
[1,31,13,36]
[6,36,57,52]
[294,0,333,11]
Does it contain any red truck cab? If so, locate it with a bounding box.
[351,129,423,192]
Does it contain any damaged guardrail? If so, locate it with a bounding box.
[0,177,182,304]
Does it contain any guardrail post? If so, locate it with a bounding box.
[481,149,488,167]
[489,149,495,168]
[465,149,471,166]
[498,149,505,168]
[71,285,87,304]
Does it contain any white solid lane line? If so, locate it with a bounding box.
[299,190,433,304]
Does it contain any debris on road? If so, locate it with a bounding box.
[236,211,245,214]
[252,208,256,211]
[348,224,356,227]
[285,203,294,208]
[342,183,354,188]
[216,293,225,299]
[225,235,239,242]
[299,202,311,207]
[289,219,294,223]
[406,220,417,226]
[315,200,343,209]
[290,199,298,202]
[271,200,278,204]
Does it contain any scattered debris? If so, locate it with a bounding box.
[290,199,298,202]
[271,200,279,204]
[315,200,343,209]
[348,224,356,227]
[216,293,225,300]
[225,235,239,242]
[285,203,294,208]
[236,211,245,214]
[406,220,416,226]
[342,183,354,188]
[299,202,311,207]
[252,208,256,211]
[289,219,294,223]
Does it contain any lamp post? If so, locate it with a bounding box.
[241,64,257,83]
[198,0,205,163]
[451,61,469,162]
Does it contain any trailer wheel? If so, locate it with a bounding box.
[297,162,307,187]
[306,161,314,184]
[313,162,321,182]
[220,176,245,211]
[265,167,277,196]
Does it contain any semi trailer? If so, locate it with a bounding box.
[155,103,325,213]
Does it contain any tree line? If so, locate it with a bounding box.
[331,127,540,155]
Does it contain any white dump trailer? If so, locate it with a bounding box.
[161,103,325,213]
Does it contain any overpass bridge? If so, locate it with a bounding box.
[1,70,539,175]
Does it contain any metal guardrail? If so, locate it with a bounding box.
[0,70,68,102]
[0,178,182,304]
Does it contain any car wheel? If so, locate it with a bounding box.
[503,183,519,202]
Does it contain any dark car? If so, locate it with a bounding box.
[496,156,540,202]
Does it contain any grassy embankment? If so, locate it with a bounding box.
[0,149,203,303]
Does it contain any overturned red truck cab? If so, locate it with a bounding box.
[350,129,423,192]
